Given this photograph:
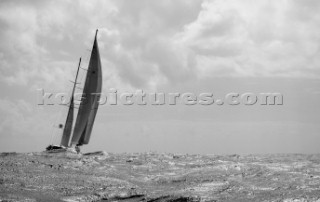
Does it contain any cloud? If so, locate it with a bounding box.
[0,0,116,89]
[178,0,320,79]
[1,0,319,91]
[99,0,203,89]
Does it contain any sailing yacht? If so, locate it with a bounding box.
[46,30,102,153]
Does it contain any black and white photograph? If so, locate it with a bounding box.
[0,0,320,201]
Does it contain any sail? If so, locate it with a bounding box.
[60,96,74,147]
[70,30,102,146]
[60,58,81,147]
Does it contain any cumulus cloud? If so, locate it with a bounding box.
[1,0,319,90]
[178,0,320,78]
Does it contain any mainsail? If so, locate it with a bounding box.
[70,29,102,146]
[60,58,81,147]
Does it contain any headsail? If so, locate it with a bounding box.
[71,30,102,146]
[60,58,81,147]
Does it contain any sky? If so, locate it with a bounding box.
[0,0,319,154]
